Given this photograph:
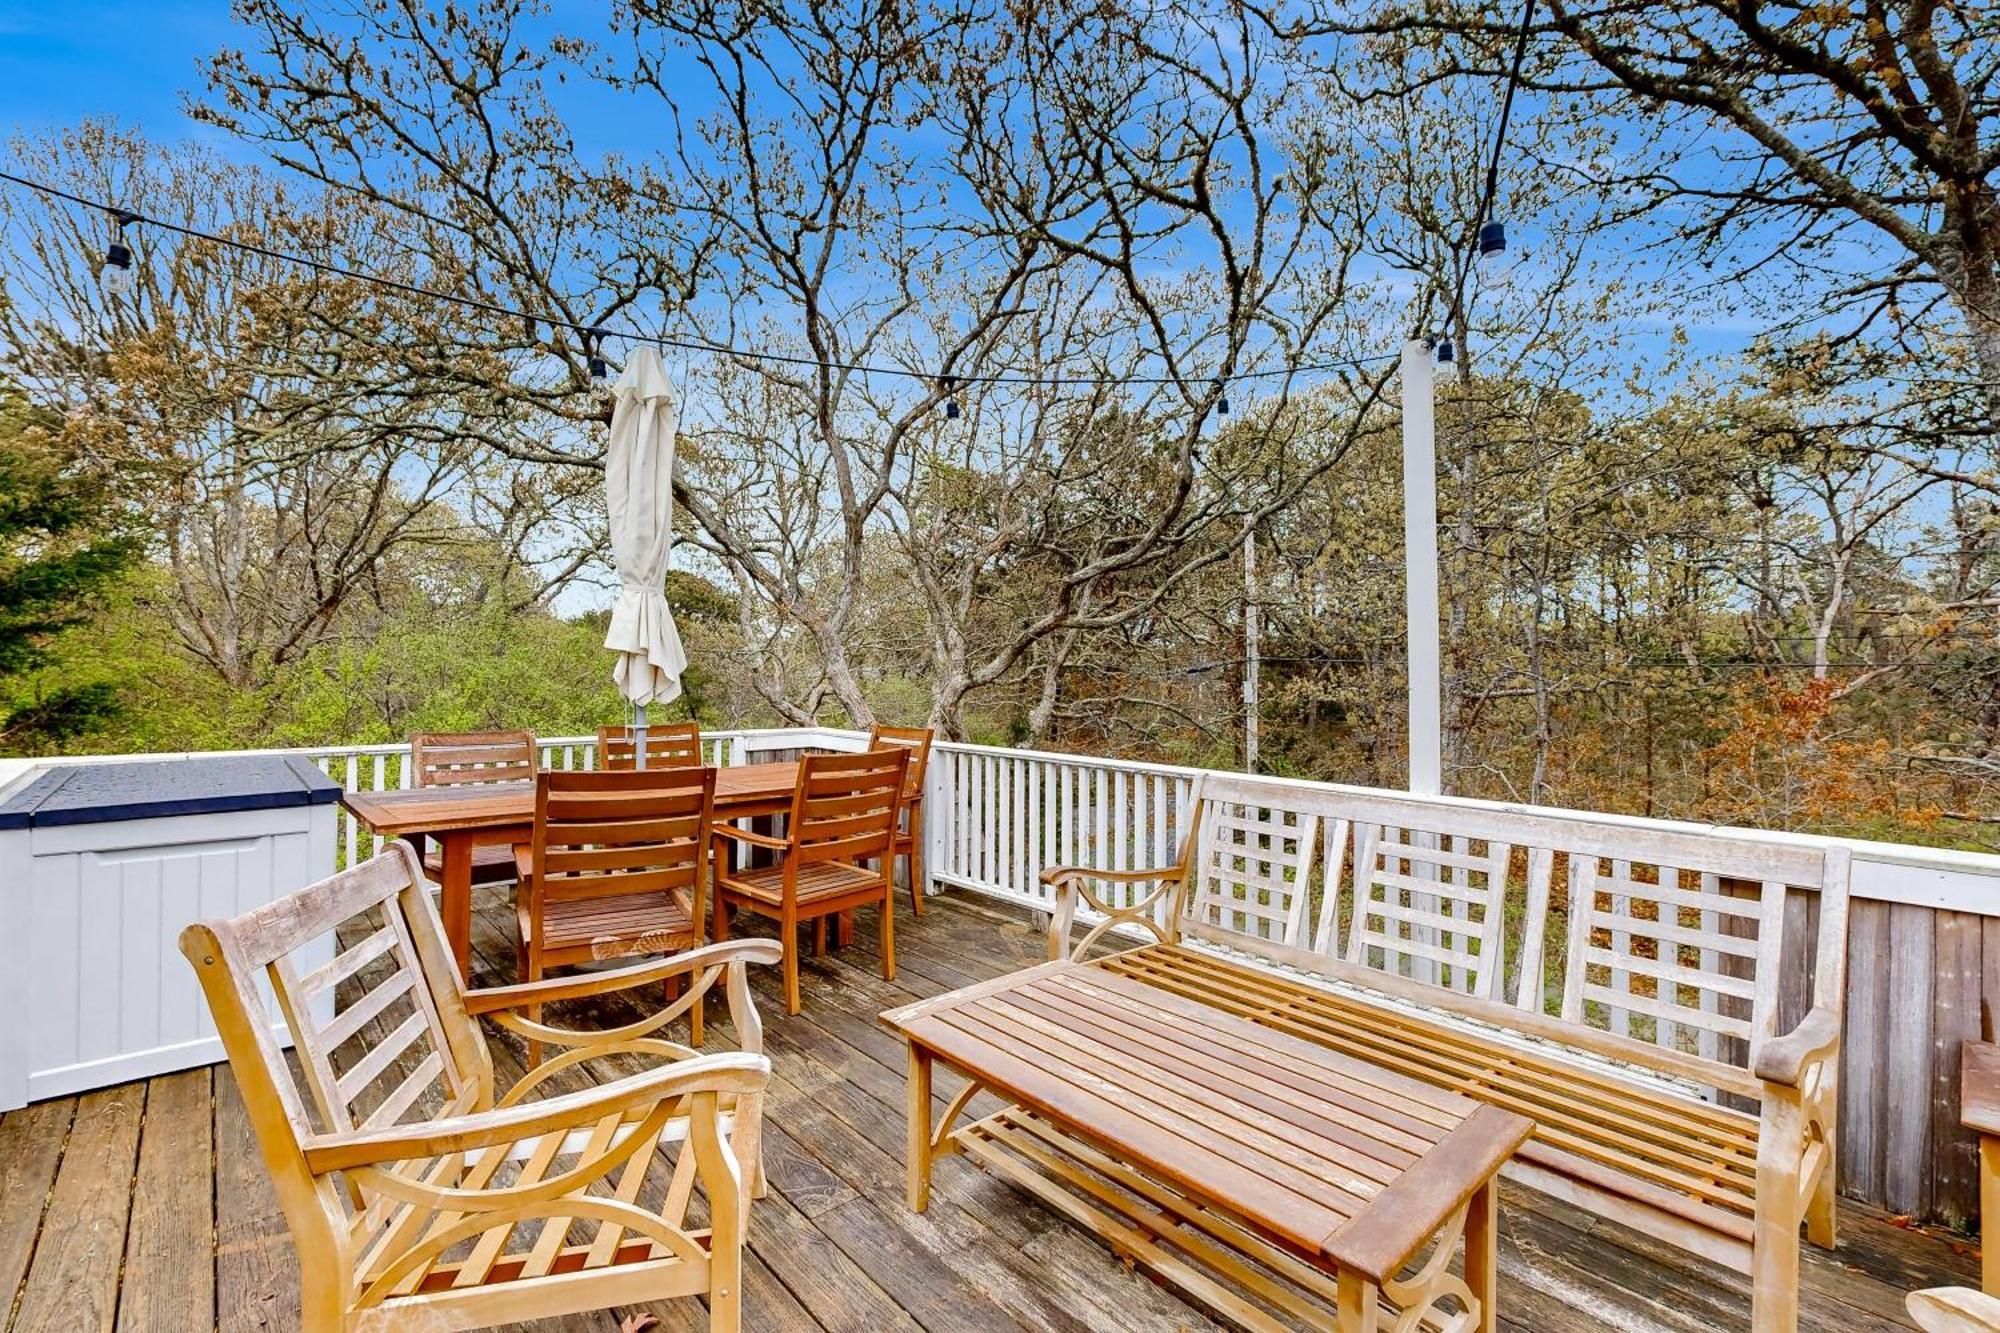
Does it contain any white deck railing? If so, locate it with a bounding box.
[9,724,2000,1221]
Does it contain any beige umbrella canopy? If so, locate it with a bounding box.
[602,345,687,757]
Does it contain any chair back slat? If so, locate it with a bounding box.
[532,768,716,909]
[598,722,704,770]
[789,749,908,864]
[867,724,934,800]
[411,730,538,787]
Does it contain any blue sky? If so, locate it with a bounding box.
[0,4,238,147]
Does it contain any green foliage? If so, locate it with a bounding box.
[0,382,138,750]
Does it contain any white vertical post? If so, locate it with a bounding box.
[1401,339,1443,796]
[1243,524,1260,773]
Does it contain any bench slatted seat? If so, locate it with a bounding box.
[1043,774,1850,1333]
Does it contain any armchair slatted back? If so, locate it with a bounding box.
[598,721,705,771]
[411,730,538,787]
[787,748,909,865]
[529,767,716,926]
[184,842,490,1143]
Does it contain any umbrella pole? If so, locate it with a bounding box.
[635,702,649,770]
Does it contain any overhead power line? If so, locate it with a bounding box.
[0,170,1403,392]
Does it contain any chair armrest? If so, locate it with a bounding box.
[513,843,534,884]
[303,1051,770,1174]
[464,939,783,1014]
[1908,1286,2000,1332]
[1754,1005,1842,1087]
[710,823,789,851]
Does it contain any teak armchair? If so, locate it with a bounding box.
[598,722,704,770]
[409,730,539,888]
[866,725,934,916]
[710,748,909,1014]
[514,767,716,1048]
[182,841,779,1332]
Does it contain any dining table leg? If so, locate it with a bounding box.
[440,831,474,981]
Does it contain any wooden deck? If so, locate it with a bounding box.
[0,888,1980,1332]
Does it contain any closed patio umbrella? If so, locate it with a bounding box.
[602,345,687,764]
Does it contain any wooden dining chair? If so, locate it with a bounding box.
[709,748,909,1015]
[598,721,704,770]
[409,729,539,888]
[181,841,779,1332]
[868,724,935,916]
[515,767,718,1046]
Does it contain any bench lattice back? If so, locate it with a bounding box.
[1184,784,1324,947]
[1170,778,1850,1085]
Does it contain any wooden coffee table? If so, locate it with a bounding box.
[882,959,1532,1332]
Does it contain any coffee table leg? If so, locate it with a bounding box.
[1465,1178,1499,1333]
[1336,1270,1380,1332]
[906,1044,933,1212]
[441,832,473,982]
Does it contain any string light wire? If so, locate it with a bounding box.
[0,169,1402,391]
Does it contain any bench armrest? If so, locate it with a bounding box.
[1754,1005,1841,1087]
[1044,864,1188,962]
[1040,864,1180,887]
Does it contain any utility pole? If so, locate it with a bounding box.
[1402,339,1442,796]
[1243,524,1260,773]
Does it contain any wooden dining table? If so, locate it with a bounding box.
[341,760,806,979]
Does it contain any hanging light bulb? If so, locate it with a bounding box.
[1215,378,1230,416]
[1435,337,1455,367]
[587,327,610,383]
[100,209,136,296]
[940,374,960,420]
[1476,218,1517,288]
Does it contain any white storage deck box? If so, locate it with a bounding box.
[0,755,338,1108]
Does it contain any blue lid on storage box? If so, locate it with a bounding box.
[0,755,341,829]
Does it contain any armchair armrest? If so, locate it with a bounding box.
[1908,1287,2000,1332]
[710,822,789,852]
[513,843,534,884]
[303,1051,770,1174]
[1044,862,1189,962]
[464,939,783,1015]
[1754,1005,1842,1087]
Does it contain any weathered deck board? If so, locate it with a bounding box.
[0,888,1983,1331]
[118,1069,213,1333]
[11,1084,143,1332]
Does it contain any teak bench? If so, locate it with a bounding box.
[1041,774,1851,1333]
